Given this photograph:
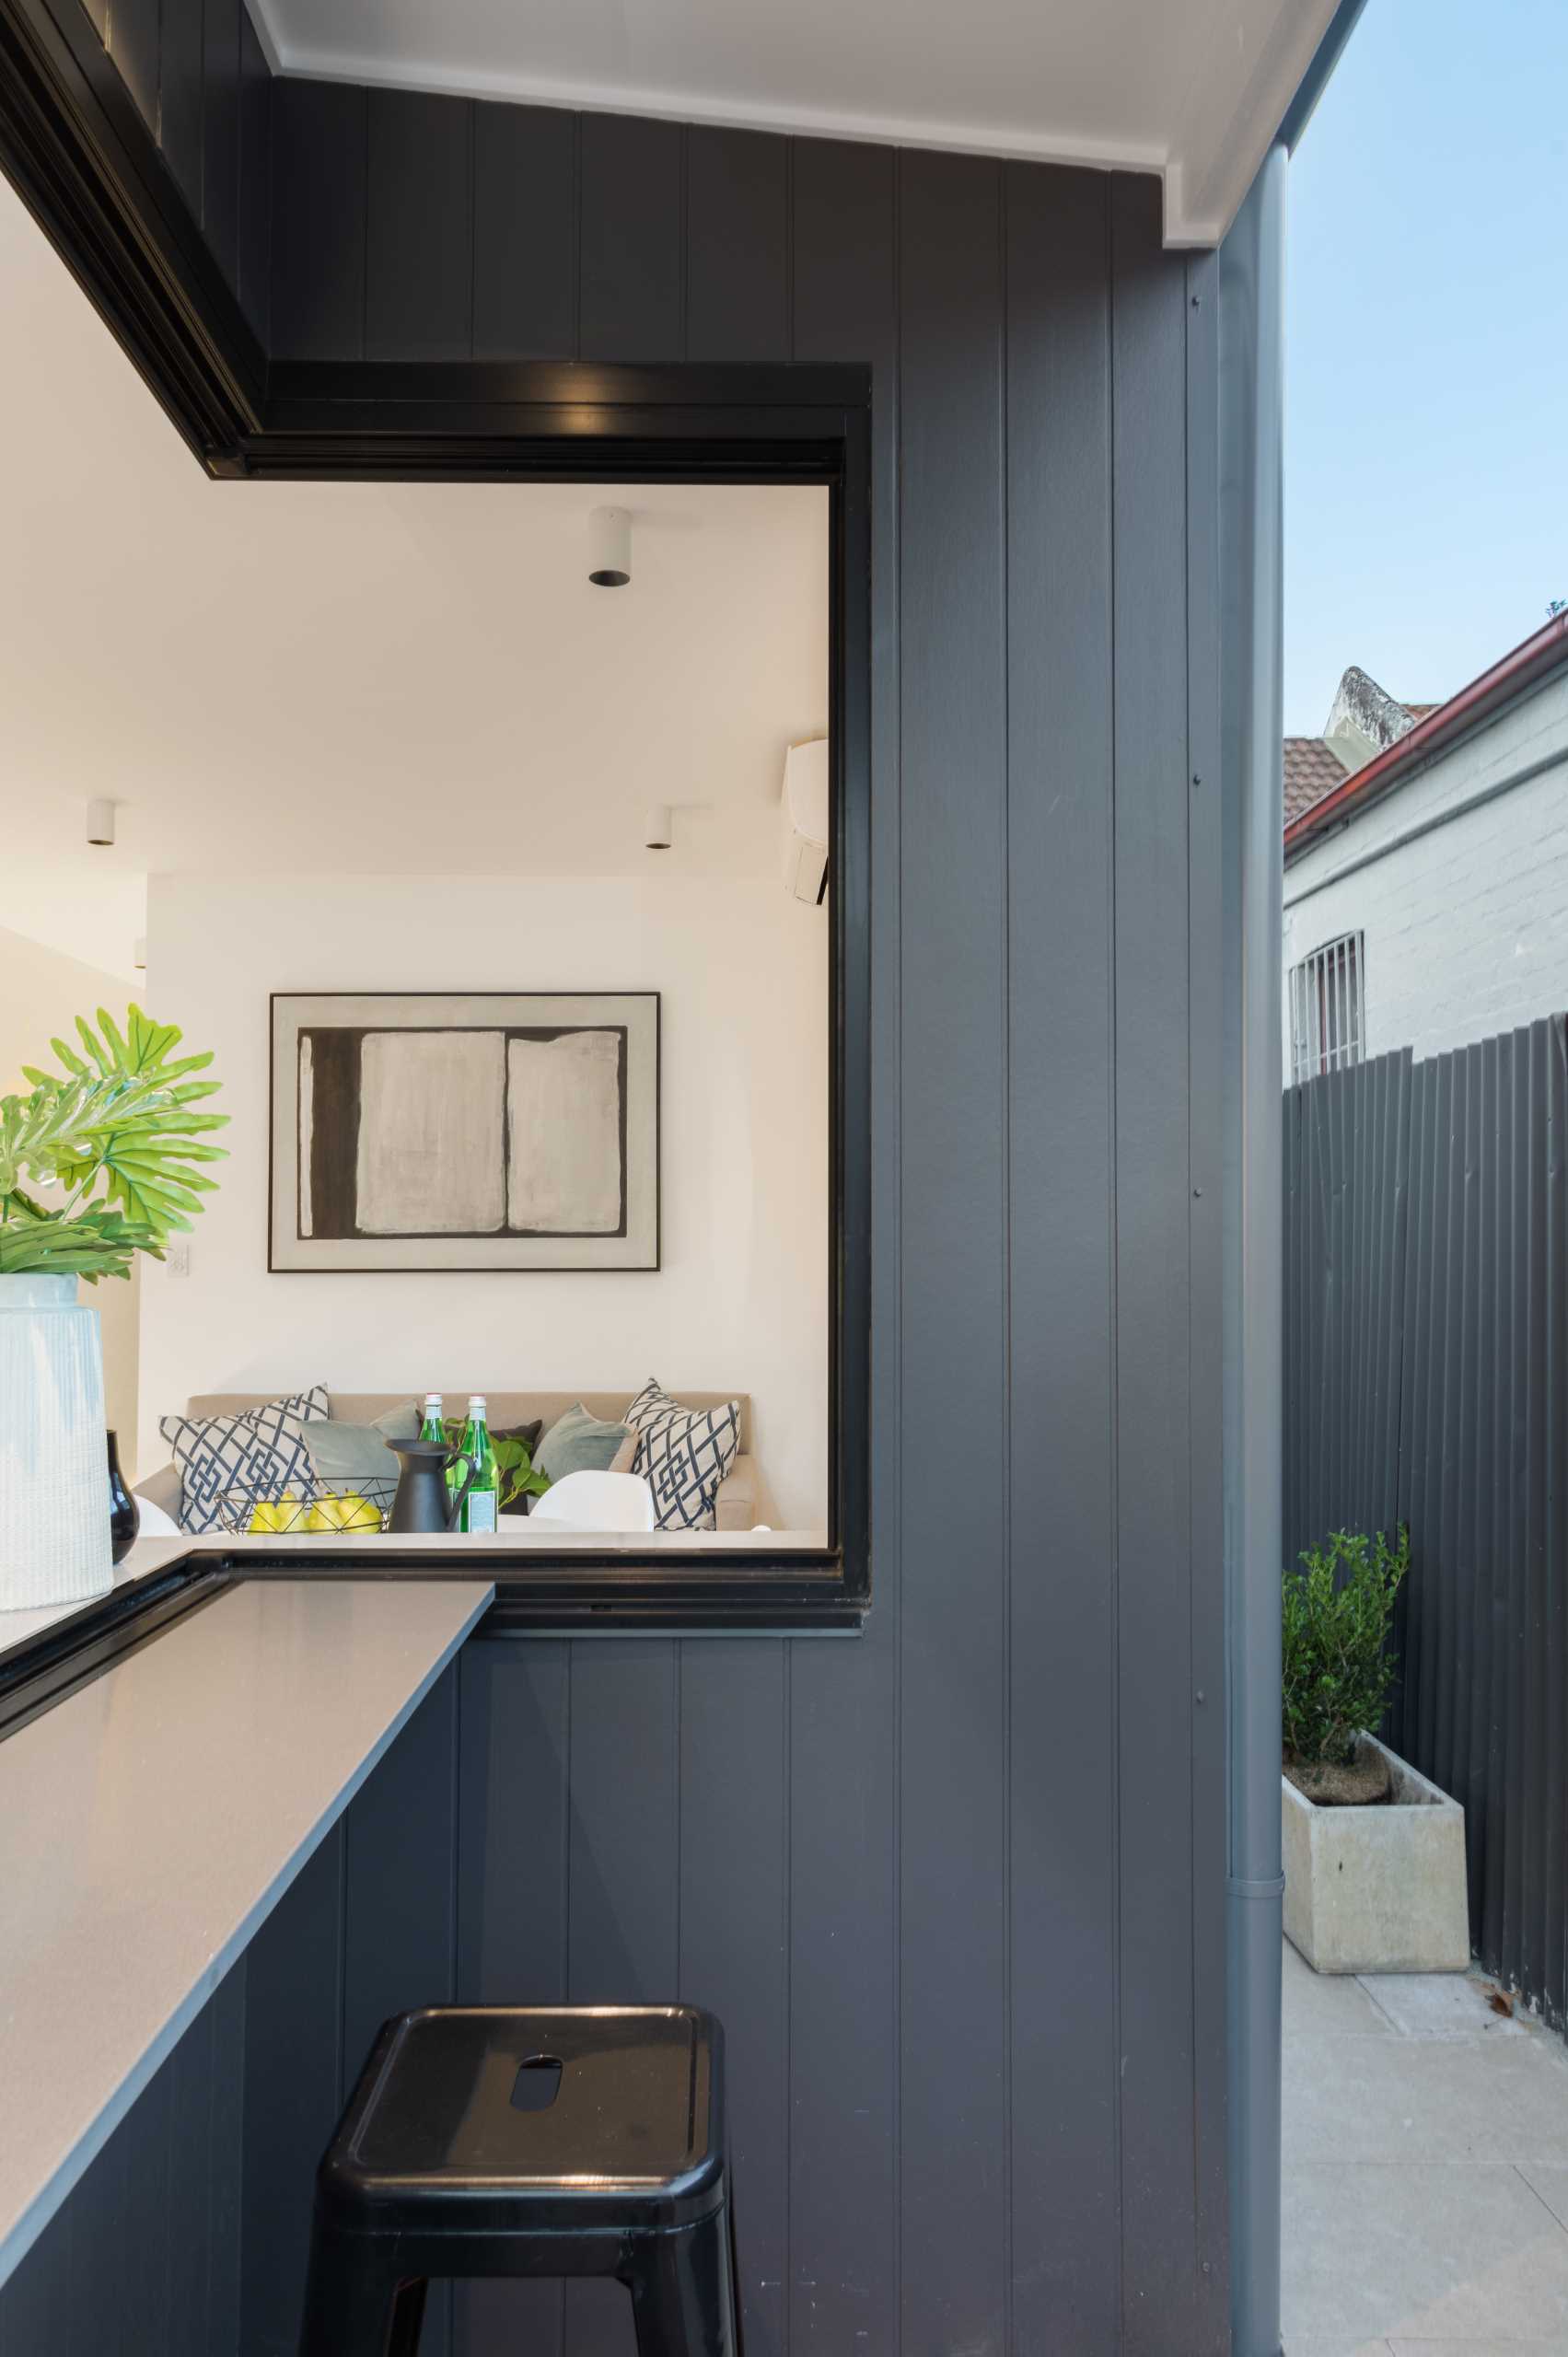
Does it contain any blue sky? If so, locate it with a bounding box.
[1284,0,1568,733]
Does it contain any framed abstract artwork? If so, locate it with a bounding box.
[269,993,660,1271]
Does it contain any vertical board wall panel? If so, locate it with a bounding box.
[202,0,241,289]
[454,1639,571,2357]
[471,104,577,360]
[788,133,902,2357]
[577,113,683,363]
[192,87,1229,2356]
[269,77,367,362]
[339,1668,460,2357]
[0,1964,248,2356]
[366,89,474,360]
[1109,171,1213,2351]
[108,0,159,137]
[241,1824,345,2357]
[678,1647,789,2356]
[684,127,789,362]
[236,6,271,345]
[564,1642,680,2357]
[159,0,205,215]
[1002,159,1121,2352]
[895,146,1009,2357]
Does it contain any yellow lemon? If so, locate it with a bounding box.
[310,1492,381,1535]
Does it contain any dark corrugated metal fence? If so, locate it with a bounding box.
[1284,1016,1568,2021]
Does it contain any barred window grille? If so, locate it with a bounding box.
[1290,933,1364,1085]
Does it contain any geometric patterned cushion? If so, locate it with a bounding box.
[623,1378,742,1531]
[158,1385,329,1533]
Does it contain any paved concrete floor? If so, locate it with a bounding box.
[1283,1936,1568,2355]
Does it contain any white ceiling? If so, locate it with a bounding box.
[251,0,1334,245]
[0,180,829,981]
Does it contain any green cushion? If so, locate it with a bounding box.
[304,1403,419,1486]
[536,1402,633,1484]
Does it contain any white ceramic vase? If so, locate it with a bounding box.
[0,1274,114,1613]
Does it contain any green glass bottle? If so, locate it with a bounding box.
[459,1394,499,1534]
[421,1393,455,1501]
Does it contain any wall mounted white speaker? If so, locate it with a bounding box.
[780,738,830,903]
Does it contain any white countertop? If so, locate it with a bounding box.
[0,1573,493,2291]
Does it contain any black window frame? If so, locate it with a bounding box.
[0,4,874,1631]
[236,373,871,1630]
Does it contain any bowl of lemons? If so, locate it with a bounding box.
[223,1482,391,1536]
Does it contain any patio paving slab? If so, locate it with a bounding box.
[1521,2173,1568,2235]
[1284,1936,1395,2038]
[1284,1942,1568,2351]
[1283,2163,1568,2344]
[1284,2028,1568,2168]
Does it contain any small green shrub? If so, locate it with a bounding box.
[1282,1527,1409,1768]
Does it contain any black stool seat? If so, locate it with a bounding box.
[299,2005,740,2357]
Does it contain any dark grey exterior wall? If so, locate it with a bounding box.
[0,1955,247,2351]
[4,52,1234,2352]
[244,92,1231,2356]
[69,0,272,337]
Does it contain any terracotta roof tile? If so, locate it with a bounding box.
[1283,737,1347,824]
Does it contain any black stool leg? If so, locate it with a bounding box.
[624,2204,740,2357]
[297,2225,427,2357]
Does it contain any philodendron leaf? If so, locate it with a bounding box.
[0,1005,227,1274]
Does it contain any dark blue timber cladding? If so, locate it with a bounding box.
[579,112,683,363]
[896,145,1010,2351]
[66,0,271,330]
[1004,158,1121,2347]
[1284,1017,1568,2033]
[224,100,1225,2357]
[158,0,205,215]
[202,0,242,289]
[471,104,577,360]
[235,6,271,339]
[0,76,1224,2351]
[0,1959,246,2354]
[269,77,367,360]
[366,89,473,361]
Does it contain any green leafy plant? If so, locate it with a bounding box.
[436,1420,551,1513]
[1282,1527,1409,1768]
[0,1007,226,1283]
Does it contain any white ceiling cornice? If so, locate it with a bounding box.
[249,0,1338,248]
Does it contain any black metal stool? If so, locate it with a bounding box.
[298,2005,741,2357]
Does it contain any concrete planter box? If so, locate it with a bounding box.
[1283,1731,1469,1975]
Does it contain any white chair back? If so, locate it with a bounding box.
[528,1470,656,1533]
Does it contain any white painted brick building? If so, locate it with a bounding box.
[1283,624,1568,1074]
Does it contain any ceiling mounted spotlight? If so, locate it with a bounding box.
[133,936,147,970]
[645,804,672,851]
[588,505,631,587]
[87,797,115,846]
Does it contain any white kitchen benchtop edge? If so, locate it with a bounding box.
[0,1573,493,2293]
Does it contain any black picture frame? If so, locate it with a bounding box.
[268,991,663,1272]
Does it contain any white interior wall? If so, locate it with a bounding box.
[136,873,830,1525]
[0,925,142,1467]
